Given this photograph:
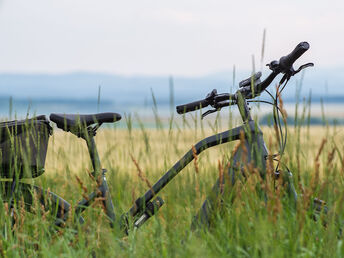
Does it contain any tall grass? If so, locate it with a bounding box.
[0,108,344,256]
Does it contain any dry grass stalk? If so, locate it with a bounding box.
[244,165,262,203]
[11,209,18,232]
[298,187,311,233]
[239,130,248,164]
[192,146,200,200]
[4,202,9,217]
[96,206,104,248]
[218,159,224,194]
[261,132,283,224]
[75,175,89,201]
[224,138,246,191]
[265,168,283,224]
[87,168,96,181]
[273,123,281,152]
[311,138,327,191]
[17,197,26,234]
[92,197,106,211]
[327,147,336,167]
[266,153,274,178]
[233,180,243,212]
[297,153,302,193]
[41,204,50,221]
[268,188,282,224]
[0,239,4,258]
[192,145,199,174]
[252,167,263,185]
[231,141,241,158]
[315,139,327,162]
[223,161,232,192]
[277,89,288,123]
[129,153,154,195]
[341,146,344,174]
[272,86,283,150]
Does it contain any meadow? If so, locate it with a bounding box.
[1,114,344,257]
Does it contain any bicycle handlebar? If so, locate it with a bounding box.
[279,42,309,73]
[176,42,312,116]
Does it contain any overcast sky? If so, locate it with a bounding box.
[0,0,343,76]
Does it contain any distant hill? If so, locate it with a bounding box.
[0,67,343,117]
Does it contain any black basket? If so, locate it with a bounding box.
[0,115,52,178]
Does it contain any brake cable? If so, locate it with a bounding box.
[247,97,287,159]
[271,78,290,175]
[248,78,289,175]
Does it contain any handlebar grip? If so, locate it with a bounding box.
[279,42,309,71]
[176,99,209,114]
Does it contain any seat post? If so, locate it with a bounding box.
[85,134,102,177]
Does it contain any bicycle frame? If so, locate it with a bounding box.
[58,95,285,233]
[120,95,275,232]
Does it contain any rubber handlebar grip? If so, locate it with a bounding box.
[279,42,309,71]
[176,99,209,114]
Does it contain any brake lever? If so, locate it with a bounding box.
[293,62,314,75]
[201,109,217,119]
[200,89,219,119]
[279,62,314,85]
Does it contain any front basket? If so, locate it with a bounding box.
[0,115,52,178]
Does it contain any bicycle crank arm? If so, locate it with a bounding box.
[134,196,164,228]
[120,196,164,235]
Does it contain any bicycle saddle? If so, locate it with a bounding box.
[50,112,122,131]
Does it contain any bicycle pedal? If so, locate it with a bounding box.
[134,196,164,228]
[313,198,328,214]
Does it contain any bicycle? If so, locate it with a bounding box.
[0,41,326,236]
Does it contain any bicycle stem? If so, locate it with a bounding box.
[237,93,252,123]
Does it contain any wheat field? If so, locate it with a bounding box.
[2,121,344,257]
